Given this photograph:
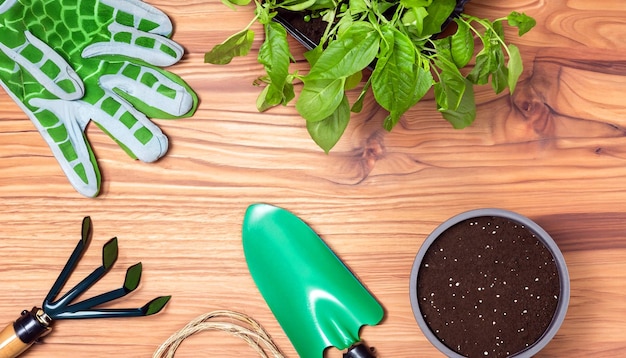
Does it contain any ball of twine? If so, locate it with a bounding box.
[153,310,285,358]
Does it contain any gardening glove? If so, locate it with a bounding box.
[0,0,197,197]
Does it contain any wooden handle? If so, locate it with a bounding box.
[0,322,30,358]
[0,308,52,358]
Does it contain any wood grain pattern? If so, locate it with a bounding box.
[2,0,626,357]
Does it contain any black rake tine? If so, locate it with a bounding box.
[51,296,172,320]
[45,216,93,304]
[44,238,119,317]
[63,263,143,313]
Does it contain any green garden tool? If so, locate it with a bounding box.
[0,217,170,358]
[242,203,384,358]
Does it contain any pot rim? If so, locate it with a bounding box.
[409,208,570,358]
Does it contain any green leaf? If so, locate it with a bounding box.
[227,0,251,5]
[491,62,508,94]
[439,94,476,129]
[220,0,251,10]
[279,0,318,11]
[433,37,452,64]
[256,84,273,112]
[255,22,293,111]
[492,19,505,40]
[377,25,395,61]
[467,25,500,85]
[259,22,291,92]
[507,11,537,36]
[296,77,346,122]
[401,0,432,7]
[351,90,366,113]
[421,0,456,37]
[255,1,276,24]
[306,21,380,80]
[400,0,431,35]
[489,46,507,94]
[344,70,363,91]
[450,18,474,68]
[304,45,323,67]
[507,44,523,93]
[306,95,350,153]
[349,0,369,14]
[307,0,335,11]
[435,78,476,129]
[351,78,372,113]
[282,80,296,104]
[205,29,255,64]
[256,80,296,112]
[335,11,355,35]
[468,52,490,85]
[372,27,432,131]
[298,22,378,122]
[401,6,429,35]
[435,58,476,128]
[256,83,281,111]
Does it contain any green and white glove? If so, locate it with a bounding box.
[0,0,197,197]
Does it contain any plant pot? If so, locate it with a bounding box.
[409,209,570,358]
[274,0,472,52]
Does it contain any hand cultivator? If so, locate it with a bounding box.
[0,217,170,358]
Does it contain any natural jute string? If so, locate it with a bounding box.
[153,310,285,358]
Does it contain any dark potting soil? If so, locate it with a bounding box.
[275,9,326,49]
[416,216,560,357]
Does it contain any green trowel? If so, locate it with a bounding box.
[242,203,384,358]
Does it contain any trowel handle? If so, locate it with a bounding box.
[344,342,376,358]
[0,308,51,358]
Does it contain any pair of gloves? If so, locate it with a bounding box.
[0,0,198,197]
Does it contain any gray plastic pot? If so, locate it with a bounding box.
[409,209,570,357]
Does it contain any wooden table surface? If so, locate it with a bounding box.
[2,0,626,357]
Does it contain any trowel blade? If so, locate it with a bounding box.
[242,203,383,358]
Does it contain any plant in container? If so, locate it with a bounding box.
[206,0,535,152]
[409,209,570,357]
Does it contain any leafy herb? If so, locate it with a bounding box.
[206,0,536,151]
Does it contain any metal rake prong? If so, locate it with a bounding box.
[52,295,172,320]
[45,217,93,304]
[44,237,119,318]
[38,217,171,323]
[63,262,143,314]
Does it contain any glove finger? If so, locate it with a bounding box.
[99,62,195,118]
[0,0,17,14]
[25,98,101,197]
[0,31,84,100]
[88,91,169,162]
[102,0,174,36]
[82,23,184,67]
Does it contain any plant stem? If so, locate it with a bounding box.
[461,14,511,57]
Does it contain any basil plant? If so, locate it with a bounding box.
[206,0,536,152]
